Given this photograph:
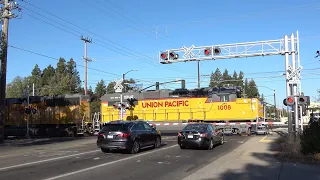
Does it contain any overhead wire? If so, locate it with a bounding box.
[94,0,177,46]
[108,2,320,34]
[14,0,320,87]
[19,0,193,74]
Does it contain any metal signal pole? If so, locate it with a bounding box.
[81,36,92,96]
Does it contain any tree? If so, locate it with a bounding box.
[95,80,107,98]
[246,79,259,98]
[221,69,232,86]
[232,71,238,83]
[66,58,81,93]
[237,71,244,88]
[209,68,222,87]
[6,56,83,97]
[6,76,27,98]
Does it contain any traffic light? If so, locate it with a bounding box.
[204,48,211,56]
[169,51,179,60]
[160,52,168,60]
[156,82,159,90]
[25,108,31,115]
[213,47,221,55]
[283,96,295,106]
[298,96,308,105]
[113,103,121,110]
[203,47,221,56]
[127,98,138,107]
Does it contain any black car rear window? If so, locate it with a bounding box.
[102,124,128,132]
[183,124,207,131]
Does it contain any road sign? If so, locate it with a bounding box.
[287,66,302,80]
[114,78,124,93]
[182,45,195,58]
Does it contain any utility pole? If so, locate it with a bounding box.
[0,0,20,143]
[80,36,92,96]
[197,61,200,88]
[273,90,277,120]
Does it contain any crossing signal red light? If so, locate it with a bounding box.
[204,48,211,56]
[284,96,295,106]
[160,52,167,60]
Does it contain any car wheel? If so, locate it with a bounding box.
[130,140,140,154]
[180,144,186,149]
[154,136,161,148]
[101,148,110,153]
[220,136,224,145]
[208,139,214,150]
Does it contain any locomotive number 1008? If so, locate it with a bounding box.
[218,104,232,110]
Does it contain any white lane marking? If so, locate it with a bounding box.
[44,144,178,180]
[0,150,100,171]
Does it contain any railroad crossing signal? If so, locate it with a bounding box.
[114,78,124,93]
[287,65,302,80]
[203,47,221,56]
[283,95,309,106]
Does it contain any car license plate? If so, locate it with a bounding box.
[187,135,193,139]
[107,135,113,139]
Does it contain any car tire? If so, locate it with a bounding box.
[154,136,161,149]
[220,136,224,145]
[180,144,186,149]
[208,139,214,150]
[129,140,140,154]
[101,148,110,153]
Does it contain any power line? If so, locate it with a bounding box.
[118,3,320,32]
[19,1,192,74]
[7,45,168,86]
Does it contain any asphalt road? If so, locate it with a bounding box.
[0,135,252,180]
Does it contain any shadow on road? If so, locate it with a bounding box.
[1,136,96,147]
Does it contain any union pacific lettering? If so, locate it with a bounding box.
[142,100,189,108]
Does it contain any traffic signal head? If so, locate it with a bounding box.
[298,96,308,105]
[160,52,168,60]
[127,98,138,107]
[287,96,294,105]
[284,96,295,106]
[213,47,221,55]
[204,48,211,56]
[204,47,221,56]
[169,51,179,60]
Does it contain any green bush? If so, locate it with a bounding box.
[300,120,320,155]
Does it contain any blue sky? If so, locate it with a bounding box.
[5,0,320,109]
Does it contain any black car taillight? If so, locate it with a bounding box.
[97,132,105,138]
[118,133,130,138]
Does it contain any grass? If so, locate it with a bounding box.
[274,134,320,165]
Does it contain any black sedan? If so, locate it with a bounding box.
[97,120,161,154]
[178,123,224,150]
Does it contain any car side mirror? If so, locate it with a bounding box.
[150,124,156,130]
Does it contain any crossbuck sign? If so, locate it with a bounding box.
[114,78,124,93]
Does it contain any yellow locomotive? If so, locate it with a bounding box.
[4,94,91,138]
[100,86,264,123]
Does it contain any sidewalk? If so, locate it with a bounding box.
[183,133,320,180]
